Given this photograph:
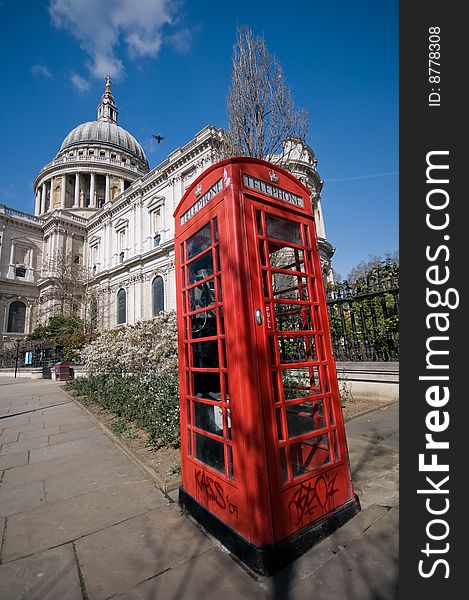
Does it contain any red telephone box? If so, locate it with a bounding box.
[174,158,359,574]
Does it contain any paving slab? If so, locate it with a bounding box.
[2,479,167,562]
[114,545,266,600]
[382,431,399,450]
[41,405,84,419]
[48,425,101,445]
[19,427,61,441]
[28,435,114,464]
[260,505,390,594]
[348,437,399,508]
[43,456,147,504]
[0,478,46,517]
[346,402,399,442]
[1,445,124,487]
[0,436,50,455]
[76,504,213,600]
[286,508,398,600]
[0,450,29,471]
[0,544,83,600]
[0,415,31,430]
[0,429,20,444]
[58,419,100,433]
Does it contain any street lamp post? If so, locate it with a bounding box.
[14,339,21,378]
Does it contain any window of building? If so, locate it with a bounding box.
[100,151,105,157]
[15,266,26,278]
[152,208,161,232]
[91,244,99,267]
[15,245,28,264]
[89,150,94,155]
[116,228,126,263]
[117,289,126,324]
[74,254,81,264]
[111,153,116,159]
[152,276,164,316]
[7,301,26,333]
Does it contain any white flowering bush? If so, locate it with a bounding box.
[80,312,178,375]
[68,312,180,448]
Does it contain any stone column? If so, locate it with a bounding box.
[89,173,96,208]
[35,190,41,215]
[136,198,142,254]
[6,240,16,279]
[41,183,47,214]
[26,246,35,282]
[61,175,66,209]
[0,297,7,335]
[120,179,125,194]
[73,174,80,208]
[49,177,54,211]
[315,197,327,239]
[105,174,110,204]
[102,224,107,269]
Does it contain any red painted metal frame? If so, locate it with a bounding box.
[174,157,355,548]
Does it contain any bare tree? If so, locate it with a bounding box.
[224,26,309,163]
[44,250,90,324]
[347,251,399,282]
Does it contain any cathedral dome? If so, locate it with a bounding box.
[60,120,149,167]
[34,78,150,217]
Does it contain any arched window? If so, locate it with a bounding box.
[117,289,126,325]
[7,301,26,333]
[152,276,165,316]
[90,297,98,331]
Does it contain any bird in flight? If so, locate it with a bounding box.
[152,134,165,143]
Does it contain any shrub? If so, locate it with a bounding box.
[68,370,180,449]
[80,312,178,375]
[68,312,180,449]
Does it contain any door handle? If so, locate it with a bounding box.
[255,309,263,326]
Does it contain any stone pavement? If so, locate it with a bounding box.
[0,378,398,600]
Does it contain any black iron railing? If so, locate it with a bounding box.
[326,264,399,362]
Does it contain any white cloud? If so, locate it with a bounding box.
[49,0,185,80]
[31,64,53,79]
[69,72,90,92]
[167,29,192,54]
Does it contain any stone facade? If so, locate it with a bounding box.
[0,81,333,342]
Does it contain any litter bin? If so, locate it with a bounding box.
[52,362,74,381]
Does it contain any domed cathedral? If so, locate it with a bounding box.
[0,79,333,341]
[34,76,149,219]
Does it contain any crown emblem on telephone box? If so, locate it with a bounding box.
[269,171,279,183]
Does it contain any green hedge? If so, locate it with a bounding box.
[67,370,180,449]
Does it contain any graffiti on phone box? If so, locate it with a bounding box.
[195,469,239,517]
[288,472,339,527]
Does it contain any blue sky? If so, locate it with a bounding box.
[0,0,398,279]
